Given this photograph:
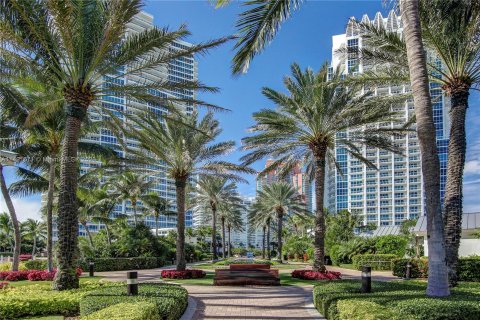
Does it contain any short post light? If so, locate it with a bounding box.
[127,271,138,296]
[361,265,371,293]
[89,262,95,277]
[406,262,412,280]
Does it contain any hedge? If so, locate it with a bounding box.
[78,257,165,272]
[80,283,188,320]
[313,280,480,320]
[392,257,480,282]
[352,254,397,271]
[83,302,159,320]
[0,280,120,319]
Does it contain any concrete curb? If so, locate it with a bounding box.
[180,296,197,320]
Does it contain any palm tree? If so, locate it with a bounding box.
[142,192,175,237]
[119,111,254,270]
[248,203,273,260]
[216,194,244,259]
[1,0,230,290]
[222,203,244,258]
[242,63,408,271]
[249,182,307,263]
[21,219,46,258]
[399,0,450,297]
[108,172,153,226]
[193,176,243,260]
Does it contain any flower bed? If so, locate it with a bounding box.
[291,270,341,280]
[161,269,206,279]
[19,254,32,261]
[0,268,83,281]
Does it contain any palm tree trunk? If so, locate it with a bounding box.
[262,225,266,259]
[132,202,137,226]
[400,0,450,297]
[54,111,83,291]
[444,90,469,287]
[105,224,112,246]
[276,211,283,263]
[221,217,226,259]
[32,236,36,257]
[175,178,187,271]
[266,218,271,260]
[312,146,327,272]
[46,159,55,272]
[227,225,232,258]
[0,164,21,271]
[155,214,159,237]
[211,206,218,261]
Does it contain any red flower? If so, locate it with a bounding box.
[291,270,341,280]
[0,267,84,282]
[160,269,206,279]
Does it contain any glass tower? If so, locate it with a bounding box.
[325,10,449,226]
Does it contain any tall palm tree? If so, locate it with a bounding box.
[21,219,46,258]
[248,203,273,260]
[142,192,175,237]
[108,172,153,226]
[216,193,244,259]
[1,0,230,290]
[249,182,307,263]
[222,203,244,258]
[347,2,480,287]
[242,63,408,271]
[399,0,450,296]
[119,111,254,270]
[193,176,243,260]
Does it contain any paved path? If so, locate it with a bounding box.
[184,284,323,320]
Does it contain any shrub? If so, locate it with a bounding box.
[83,302,159,320]
[291,270,341,280]
[352,254,397,271]
[373,235,408,257]
[24,259,48,270]
[232,248,247,256]
[313,280,480,320]
[458,256,480,282]
[80,283,188,320]
[78,257,164,272]
[0,262,28,271]
[160,269,206,279]
[391,258,429,278]
[391,257,479,282]
[0,282,8,289]
[0,268,82,281]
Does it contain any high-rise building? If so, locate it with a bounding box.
[325,10,449,226]
[55,12,197,239]
[256,160,314,212]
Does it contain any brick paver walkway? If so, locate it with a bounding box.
[184,284,324,320]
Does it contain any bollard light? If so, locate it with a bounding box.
[127,271,138,296]
[406,262,412,280]
[361,265,371,293]
[89,262,95,277]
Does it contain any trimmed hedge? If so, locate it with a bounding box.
[78,257,164,272]
[83,302,159,320]
[392,257,480,282]
[80,283,188,320]
[0,280,120,319]
[24,259,48,270]
[313,280,480,320]
[213,258,275,266]
[352,254,397,271]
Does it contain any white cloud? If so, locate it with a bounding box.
[464,160,480,175]
[0,197,42,222]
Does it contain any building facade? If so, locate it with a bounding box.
[53,12,197,239]
[325,11,449,226]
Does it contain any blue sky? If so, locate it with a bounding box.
[1,0,480,220]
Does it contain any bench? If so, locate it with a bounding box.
[214,264,280,286]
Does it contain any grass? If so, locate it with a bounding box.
[162,272,215,285]
[338,264,356,270]
[19,316,64,320]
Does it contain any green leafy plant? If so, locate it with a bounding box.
[352,254,397,271]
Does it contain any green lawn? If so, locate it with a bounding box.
[20,316,64,320]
